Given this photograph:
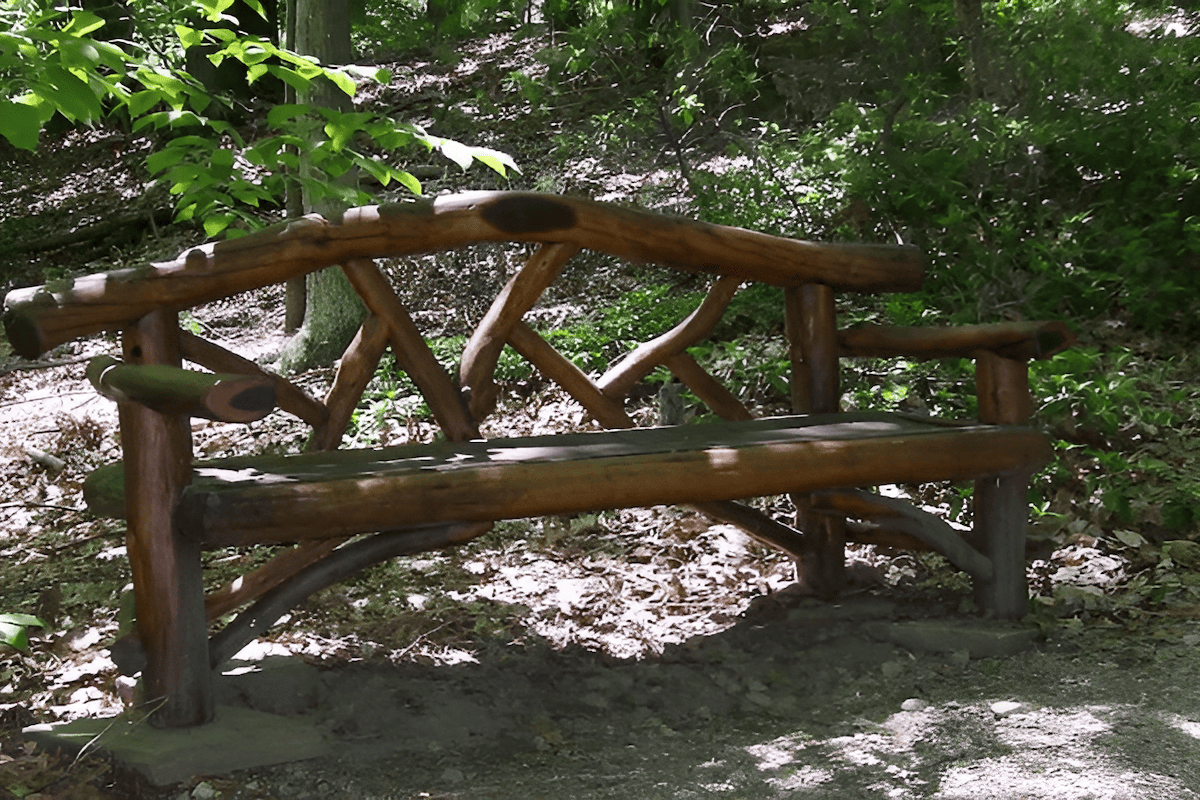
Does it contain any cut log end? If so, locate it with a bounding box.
[480,195,578,234]
[87,356,277,422]
[214,383,277,423]
[2,307,49,360]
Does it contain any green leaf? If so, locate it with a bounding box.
[357,156,390,185]
[0,100,41,150]
[266,104,310,127]
[324,114,366,152]
[342,64,391,85]
[472,148,520,177]
[165,134,217,150]
[265,65,312,92]
[241,0,268,19]
[439,138,474,170]
[132,110,168,132]
[0,622,29,652]
[127,89,163,118]
[40,64,103,122]
[395,169,421,195]
[165,109,209,128]
[58,37,102,68]
[325,69,357,97]
[210,147,235,168]
[176,25,204,50]
[63,9,106,36]
[0,613,45,652]
[203,213,235,238]
[146,147,188,174]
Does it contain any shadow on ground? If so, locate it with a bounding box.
[77,594,1200,799]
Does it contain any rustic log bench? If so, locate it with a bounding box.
[2,191,1074,729]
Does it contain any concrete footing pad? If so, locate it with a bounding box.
[864,619,1040,659]
[23,705,329,786]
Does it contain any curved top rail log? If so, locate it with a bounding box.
[3,191,924,359]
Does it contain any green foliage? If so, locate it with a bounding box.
[1031,343,1200,536]
[691,124,844,240]
[1,0,517,239]
[780,0,1200,332]
[0,4,130,149]
[354,0,426,55]
[0,612,45,652]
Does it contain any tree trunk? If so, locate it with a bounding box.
[954,0,997,100]
[283,0,306,333]
[276,0,365,374]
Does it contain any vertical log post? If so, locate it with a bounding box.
[786,283,845,598]
[784,288,810,414]
[973,349,1035,618]
[120,309,214,727]
[795,283,840,414]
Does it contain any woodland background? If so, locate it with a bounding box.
[0,0,1199,795]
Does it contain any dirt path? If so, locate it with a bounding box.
[212,595,1200,800]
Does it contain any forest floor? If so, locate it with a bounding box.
[3,24,1200,800]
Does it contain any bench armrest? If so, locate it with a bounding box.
[837,320,1075,361]
[86,355,276,423]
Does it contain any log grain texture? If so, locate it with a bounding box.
[86,355,276,423]
[3,192,924,359]
[84,413,1052,549]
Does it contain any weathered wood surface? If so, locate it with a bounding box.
[838,320,1075,361]
[810,488,992,579]
[86,355,276,423]
[3,192,924,359]
[976,349,1034,425]
[507,321,635,429]
[208,521,489,667]
[973,472,1031,618]
[341,259,479,442]
[156,413,1051,548]
[117,311,213,727]
[599,276,741,399]
[783,287,809,413]
[663,351,754,422]
[308,313,390,451]
[793,283,840,414]
[179,332,327,428]
[203,539,343,620]
[691,500,808,555]
[460,241,579,420]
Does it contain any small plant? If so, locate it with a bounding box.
[0,613,45,652]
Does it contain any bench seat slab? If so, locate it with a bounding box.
[87,411,1052,550]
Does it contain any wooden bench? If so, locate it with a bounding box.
[2,191,1074,728]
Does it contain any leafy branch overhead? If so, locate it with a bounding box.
[0,0,517,238]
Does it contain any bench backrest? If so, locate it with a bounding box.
[3,190,1072,452]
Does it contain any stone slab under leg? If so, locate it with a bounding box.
[23,705,328,786]
[863,619,1039,659]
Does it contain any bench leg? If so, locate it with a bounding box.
[973,472,1030,619]
[121,312,214,728]
[793,495,846,600]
